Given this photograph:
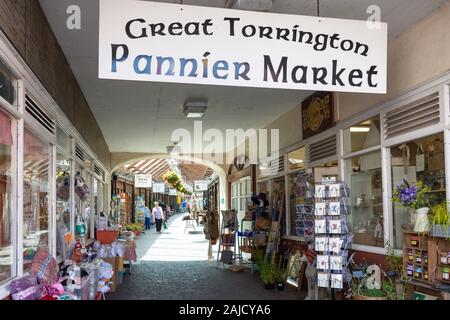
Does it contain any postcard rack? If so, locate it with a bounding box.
[313,180,352,291]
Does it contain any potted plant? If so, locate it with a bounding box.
[163,171,181,185]
[275,266,287,291]
[350,274,388,300]
[384,241,409,299]
[430,202,450,238]
[257,257,276,289]
[392,180,431,233]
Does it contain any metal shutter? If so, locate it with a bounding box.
[25,95,56,135]
[307,135,337,163]
[384,92,440,139]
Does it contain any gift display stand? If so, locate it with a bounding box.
[313,180,352,299]
[217,210,240,269]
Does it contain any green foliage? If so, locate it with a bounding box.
[384,240,405,280]
[126,223,142,231]
[256,255,277,284]
[431,202,450,238]
[382,278,397,300]
[275,265,287,283]
[392,180,431,210]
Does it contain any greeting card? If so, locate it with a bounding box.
[317,255,330,270]
[331,273,343,289]
[315,185,325,198]
[314,202,326,216]
[329,219,342,234]
[318,272,330,288]
[329,184,341,197]
[329,202,341,216]
[315,236,329,252]
[329,237,344,254]
[329,255,344,271]
[314,219,327,234]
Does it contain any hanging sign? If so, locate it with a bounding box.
[99,0,387,93]
[135,174,153,188]
[169,189,177,196]
[194,180,208,192]
[153,182,165,193]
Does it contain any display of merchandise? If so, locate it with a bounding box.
[313,180,352,291]
[294,173,315,241]
[217,210,239,268]
[135,195,145,224]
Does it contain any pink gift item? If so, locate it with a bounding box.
[30,248,59,285]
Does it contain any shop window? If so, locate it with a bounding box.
[0,59,18,108]
[343,116,380,154]
[391,132,446,249]
[345,151,383,248]
[75,165,93,240]
[57,126,71,154]
[288,147,305,171]
[313,161,339,183]
[0,110,14,284]
[56,153,71,259]
[23,129,51,271]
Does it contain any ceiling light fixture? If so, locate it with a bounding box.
[183,101,207,118]
[350,127,370,133]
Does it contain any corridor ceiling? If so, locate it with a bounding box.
[39,0,449,154]
[117,158,214,182]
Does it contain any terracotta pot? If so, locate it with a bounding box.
[353,295,388,300]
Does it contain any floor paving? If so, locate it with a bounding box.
[107,213,304,300]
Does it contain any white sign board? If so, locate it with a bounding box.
[99,0,387,93]
[135,174,152,188]
[153,182,166,193]
[169,189,177,196]
[194,180,208,192]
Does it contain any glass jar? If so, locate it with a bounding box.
[408,249,414,262]
[442,267,450,281]
[424,271,429,280]
[414,267,422,279]
[415,252,422,264]
[406,264,414,277]
[423,253,428,266]
[441,255,448,265]
[411,236,419,247]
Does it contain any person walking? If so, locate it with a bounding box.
[153,202,164,233]
[143,204,152,230]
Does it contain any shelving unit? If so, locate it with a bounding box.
[217,210,239,269]
[402,231,450,299]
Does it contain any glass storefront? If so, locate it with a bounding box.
[346,151,383,247]
[56,153,71,258]
[391,132,446,249]
[0,110,14,284]
[23,129,51,271]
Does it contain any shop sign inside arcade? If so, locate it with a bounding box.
[99,0,387,94]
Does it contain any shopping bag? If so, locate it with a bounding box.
[163,221,168,230]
